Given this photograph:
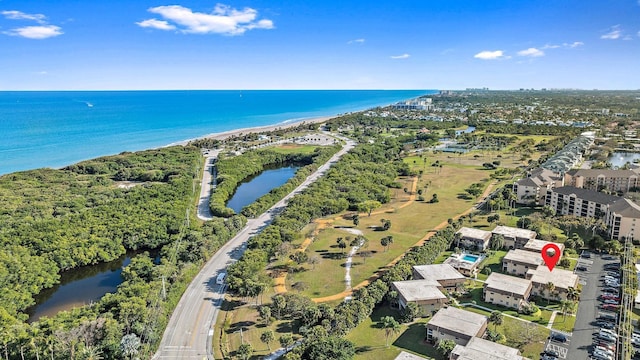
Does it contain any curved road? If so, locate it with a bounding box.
[155,137,355,359]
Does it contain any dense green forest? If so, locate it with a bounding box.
[210,146,339,218]
[0,146,251,359]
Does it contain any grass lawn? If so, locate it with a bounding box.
[271,144,319,154]
[346,306,442,360]
[287,162,493,298]
[552,313,577,332]
[475,250,507,281]
[462,306,550,358]
[460,286,552,326]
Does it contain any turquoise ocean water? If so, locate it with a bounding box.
[0,90,431,175]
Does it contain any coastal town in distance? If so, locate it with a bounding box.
[2,89,640,360]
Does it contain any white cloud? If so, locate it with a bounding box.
[601,25,622,39]
[473,50,505,60]
[139,3,274,35]
[4,25,63,39]
[390,53,410,59]
[517,47,544,57]
[136,18,176,31]
[347,38,365,44]
[565,41,584,48]
[2,10,46,24]
[542,44,561,49]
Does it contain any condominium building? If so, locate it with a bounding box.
[450,337,530,360]
[426,307,488,346]
[564,168,640,193]
[392,280,448,314]
[455,227,492,251]
[545,186,618,218]
[492,225,537,250]
[526,266,579,301]
[513,168,563,205]
[502,249,544,277]
[483,272,532,310]
[412,264,467,291]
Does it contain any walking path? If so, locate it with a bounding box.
[196,150,221,221]
[547,311,558,329]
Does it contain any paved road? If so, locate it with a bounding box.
[155,138,356,359]
[566,253,606,359]
[196,150,220,221]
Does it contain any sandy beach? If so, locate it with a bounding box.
[171,115,336,146]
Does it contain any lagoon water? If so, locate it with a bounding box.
[226,165,299,213]
[0,90,431,175]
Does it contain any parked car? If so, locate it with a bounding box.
[592,348,614,360]
[600,295,620,300]
[601,304,620,311]
[594,341,615,351]
[576,265,588,271]
[581,251,592,258]
[602,288,620,295]
[549,332,568,343]
[597,321,616,329]
[595,346,615,357]
[540,355,558,360]
[540,349,560,357]
[603,299,619,305]
[597,333,616,343]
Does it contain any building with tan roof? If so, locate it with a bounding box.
[502,249,544,277]
[455,227,492,251]
[412,264,466,291]
[526,265,579,301]
[426,307,488,346]
[483,272,532,310]
[492,225,537,250]
[450,337,529,360]
[392,280,448,314]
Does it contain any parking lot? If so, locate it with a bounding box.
[544,338,570,359]
[567,252,620,359]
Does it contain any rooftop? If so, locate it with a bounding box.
[567,168,640,178]
[503,249,545,266]
[413,264,466,282]
[523,239,565,254]
[427,307,487,338]
[551,186,620,205]
[526,265,579,290]
[394,351,428,360]
[484,272,532,296]
[609,198,640,219]
[492,225,537,240]
[457,227,492,240]
[392,280,447,302]
[451,337,528,360]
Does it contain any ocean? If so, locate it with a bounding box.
[0,90,432,175]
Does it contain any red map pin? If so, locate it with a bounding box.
[541,243,561,271]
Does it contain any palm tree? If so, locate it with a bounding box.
[260,330,274,351]
[380,316,401,347]
[559,300,571,320]
[544,282,556,304]
[489,311,503,331]
[567,287,580,302]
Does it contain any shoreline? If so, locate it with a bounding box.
[167,114,337,147]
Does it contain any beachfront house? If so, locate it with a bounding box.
[426,307,488,346]
[483,272,532,310]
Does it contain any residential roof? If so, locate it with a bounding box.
[550,186,620,205]
[526,265,579,290]
[609,198,640,219]
[426,307,487,339]
[503,249,544,267]
[566,168,639,178]
[451,337,528,360]
[457,227,492,241]
[413,264,466,282]
[492,225,536,240]
[392,280,446,302]
[485,272,532,297]
[523,239,566,254]
[394,351,428,360]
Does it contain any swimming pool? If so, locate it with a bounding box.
[462,254,479,263]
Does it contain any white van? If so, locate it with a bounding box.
[216,272,226,285]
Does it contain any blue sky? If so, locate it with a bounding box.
[0,0,638,90]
